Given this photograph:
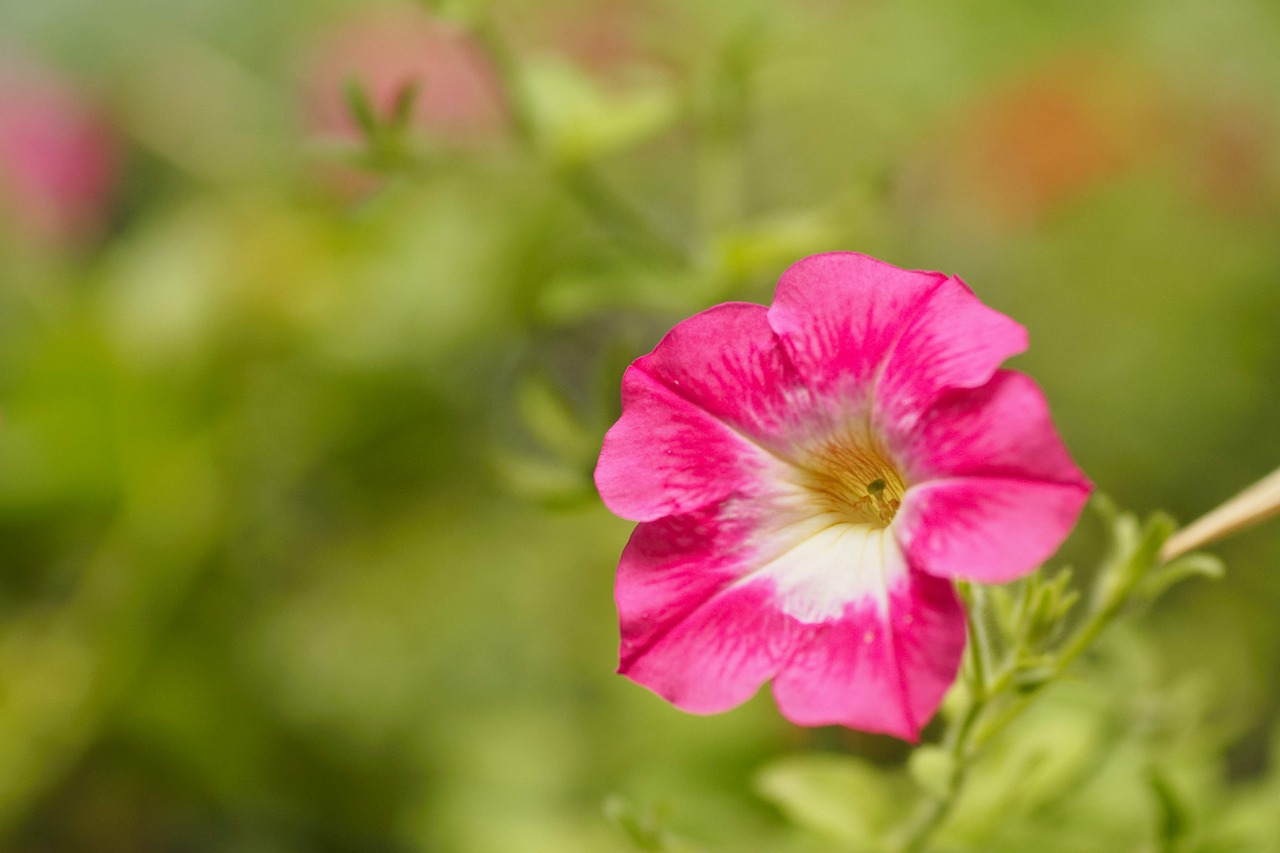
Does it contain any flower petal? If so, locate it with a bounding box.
[616,500,796,712]
[629,301,812,447]
[896,477,1091,584]
[595,302,805,522]
[874,275,1028,430]
[595,368,774,521]
[772,565,965,741]
[618,499,963,737]
[616,499,765,662]
[767,253,947,404]
[767,254,1024,433]
[621,578,795,714]
[893,370,1090,486]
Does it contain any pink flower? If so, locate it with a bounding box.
[595,253,1091,740]
[0,57,118,247]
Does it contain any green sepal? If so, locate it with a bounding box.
[1024,567,1078,647]
[1137,552,1225,602]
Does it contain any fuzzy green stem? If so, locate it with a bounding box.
[891,586,992,852]
[894,705,982,853]
[893,512,1171,851]
[959,583,990,698]
[971,556,1146,750]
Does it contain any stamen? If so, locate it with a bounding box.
[800,433,906,528]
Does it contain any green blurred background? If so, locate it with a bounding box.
[2,0,1280,850]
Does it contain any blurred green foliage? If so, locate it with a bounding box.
[2,0,1280,850]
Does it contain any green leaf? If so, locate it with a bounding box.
[603,795,698,852]
[489,448,593,507]
[1024,567,1078,646]
[1011,663,1058,694]
[755,753,908,847]
[515,370,594,464]
[1091,497,1175,610]
[1148,767,1193,851]
[1092,494,1141,579]
[1138,553,1225,601]
[343,76,381,141]
[522,59,679,164]
[956,690,1107,828]
[389,80,421,133]
[711,212,843,286]
[1137,512,1177,568]
[988,583,1020,637]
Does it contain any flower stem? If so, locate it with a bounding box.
[464,13,536,147]
[958,583,989,697]
[892,508,1175,851]
[971,580,1132,751]
[1162,464,1280,561]
[890,585,991,852]
[894,705,982,852]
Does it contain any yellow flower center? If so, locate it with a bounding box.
[800,434,906,528]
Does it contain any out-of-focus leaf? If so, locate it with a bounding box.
[711,211,842,288]
[490,448,593,507]
[1093,493,1139,569]
[907,745,953,800]
[755,753,909,847]
[1138,553,1225,601]
[1090,496,1176,611]
[491,368,599,505]
[523,59,678,164]
[603,795,699,852]
[987,582,1021,637]
[1011,663,1058,693]
[389,80,422,133]
[950,685,1108,836]
[515,370,595,464]
[1023,567,1078,647]
[1148,767,1193,852]
[343,76,381,140]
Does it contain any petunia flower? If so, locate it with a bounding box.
[595,252,1091,740]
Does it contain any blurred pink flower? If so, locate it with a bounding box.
[301,6,508,147]
[0,57,118,247]
[595,253,1091,739]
